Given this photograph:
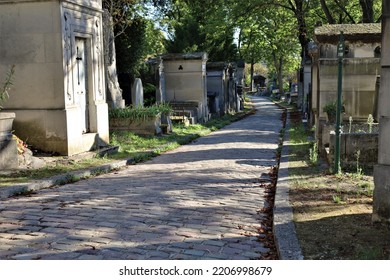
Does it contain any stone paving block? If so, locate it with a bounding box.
[7,232,40,240]
[183,250,207,257]
[147,250,171,259]
[96,222,118,228]
[39,227,67,234]
[0,223,20,231]
[0,250,13,258]
[192,244,222,254]
[202,240,226,247]
[201,253,230,260]
[220,246,245,256]
[226,241,253,251]
[77,254,104,260]
[242,251,262,259]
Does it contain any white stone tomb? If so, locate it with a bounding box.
[0,0,109,155]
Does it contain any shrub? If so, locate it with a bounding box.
[109,103,172,121]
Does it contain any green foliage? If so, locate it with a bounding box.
[143,83,156,94]
[103,0,139,30]
[108,0,381,93]
[323,100,337,115]
[110,109,249,159]
[349,116,353,133]
[332,194,344,204]
[309,141,318,166]
[143,83,157,106]
[236,3,300,91]
[109,103,172,120]
[116,16,165,77]
[0,65,15,110]
[289,123,307,144]
[359,182,374,196]
[317,0,381,24]
[367,114,374,133]
[164,0,238,61]
[354,150,364,179]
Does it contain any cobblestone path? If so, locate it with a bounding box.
[0,96,283,260]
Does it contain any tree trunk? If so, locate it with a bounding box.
[273,52,284,95]
[360,0,374,23]
[103,9,125,109]
[291,0,310,60]
[320,0,335,24]
[250,58,254,92]
[277,57,284,94]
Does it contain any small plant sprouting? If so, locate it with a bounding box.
[0,64,15,110]
[355,150,363,179]
[367,114,374,133]
[332,195,343,204]
[309,141,318,166]
[359,182,374,197]
[349,116,353,133]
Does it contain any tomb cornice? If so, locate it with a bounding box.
[0,0,102,12]
[61,0,103,13]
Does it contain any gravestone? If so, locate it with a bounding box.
[132,78,144,107]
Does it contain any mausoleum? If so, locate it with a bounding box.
[207,62,229,116]
[0,0,109,156]
[311,23,381,146]
[160,52,209,123]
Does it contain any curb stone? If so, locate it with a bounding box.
[0,159,132,199]
[273,111,304,260]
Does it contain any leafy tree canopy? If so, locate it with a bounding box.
[106,0,382,88]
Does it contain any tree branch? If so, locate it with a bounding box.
[320,0,335,24]
[333,0,356,23]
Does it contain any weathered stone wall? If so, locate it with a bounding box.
[0,1,64,109]
[318,58,380,121]
[329,133,378,166]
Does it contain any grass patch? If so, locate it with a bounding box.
[286,109,390,260]
[108,103,172,120]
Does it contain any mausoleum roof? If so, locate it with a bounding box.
[314,23,381,43]
[161,52,208,61]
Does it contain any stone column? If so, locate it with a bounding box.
[373,0,390,223]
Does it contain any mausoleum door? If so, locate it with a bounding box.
[74,38,90,133]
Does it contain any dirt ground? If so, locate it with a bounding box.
[287,111,390,260]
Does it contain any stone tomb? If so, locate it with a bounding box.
[311,23,381,148]
[161,52,209,123]
[206,62,241,116]
[0,0,109,156]
[207,62,228,116]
